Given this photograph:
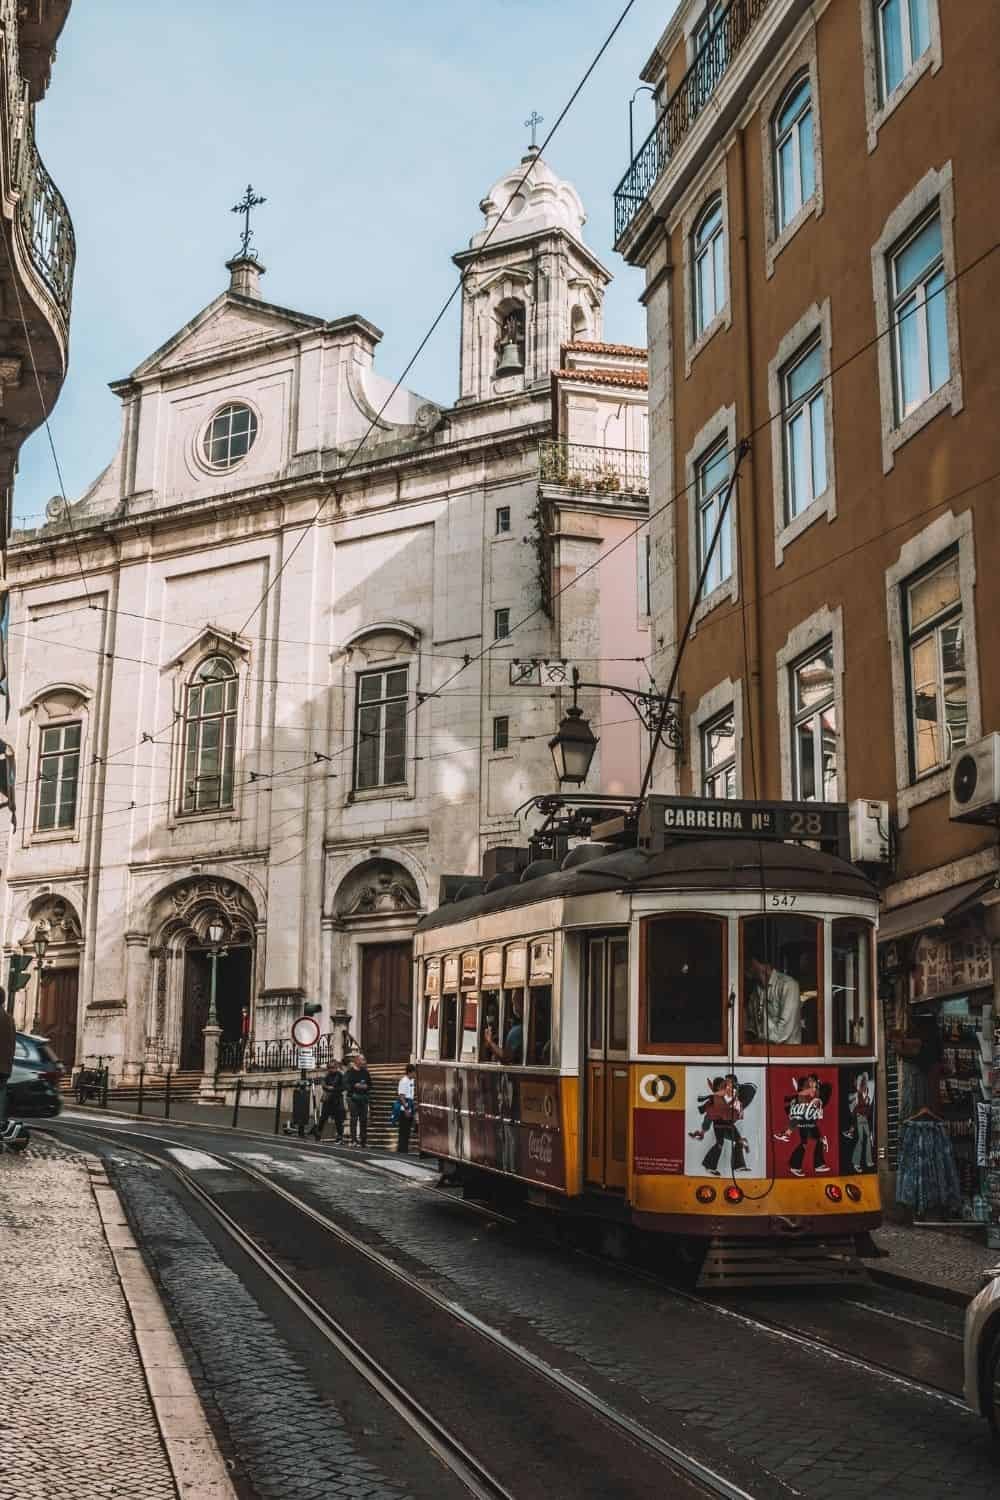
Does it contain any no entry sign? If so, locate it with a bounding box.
[291,1015,320,1049]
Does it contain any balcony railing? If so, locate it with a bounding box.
[613,0,772,243]
[17,131,74,321]
[539,440,649,497]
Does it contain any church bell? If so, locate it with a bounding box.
[495,340,524,376]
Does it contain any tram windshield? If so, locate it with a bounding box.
[742,914,820,1049]
[644,914,725,1049]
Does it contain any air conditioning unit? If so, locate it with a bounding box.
[849,799,890,863]
[950,733,1000,823]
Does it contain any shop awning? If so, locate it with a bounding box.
[879,875,997,944]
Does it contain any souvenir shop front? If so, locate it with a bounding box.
[879,878,999,1230]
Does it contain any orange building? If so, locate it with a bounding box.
[613,0,1000,1228]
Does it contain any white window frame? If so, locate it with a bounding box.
[885,509,980,826]
[902,551,967,784]
[790,644,838,803]
[860,0,941,152]
[889,211,947,422]
[871,162,961,473]
[767,300,836,565]
[685,403,738,626]
[201,402,259,470]
[180,656,239,816]
[777,607,846,802]
[760,37,823,277]
[774,77,813,232]
[35,720,82,832]
[701,708,738,799]
[493,608,510,641]
[495,506,511,535]
[353,665,409,793]
[680,163,732,374]
[492,716,510,753]
[22,685,92,848]
[690,678,743,800]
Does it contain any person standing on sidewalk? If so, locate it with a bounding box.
[0,988,13,1130]
[345,1053,372,1147]
[396,1063,416,1155]
[311,1059,347,1143]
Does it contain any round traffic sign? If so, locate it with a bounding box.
[291,1015,320,1048]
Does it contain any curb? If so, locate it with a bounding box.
[83,1150,238,1500]
[58,1104,436,1182]
[868,1265,974,1309]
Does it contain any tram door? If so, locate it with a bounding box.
[585,934,630,1191]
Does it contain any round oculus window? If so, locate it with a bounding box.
[203,403,258,469]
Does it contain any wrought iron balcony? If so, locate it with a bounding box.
[538,439,649,497]
[17,129,74,323]
[613,0,772,244]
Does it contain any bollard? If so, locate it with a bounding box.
[137,1065,144,1116]
[165,1069,172,1119]
[232,1076,242,1129]
[273,1081,283,1135]
[100,1066,109,1109]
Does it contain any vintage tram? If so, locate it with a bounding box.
[413,798,881,1286]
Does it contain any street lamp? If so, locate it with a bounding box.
[206,918,226,1028]
[629,84,657,163]
[548,666,683,787]
[31,922,50,1034]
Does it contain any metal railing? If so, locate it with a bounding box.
[613,0,772,242]
[217,1032,344,1074]
[17,131,74,320]
[538,440,649,497]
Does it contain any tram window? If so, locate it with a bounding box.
[423,997,441,1059]
[644,915,724,1048]
[609,940,628,1052]
[479,990,501,1062]
[528,986,553,1065]
[441,994,459,1060]
[460,993,479,1060]
[587,943,604,1050]
[832,919,873,1051]
[742,914,820,1048]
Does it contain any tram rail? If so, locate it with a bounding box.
[52,1117,762,1500]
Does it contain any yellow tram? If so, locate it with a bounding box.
[414,798,882,1284]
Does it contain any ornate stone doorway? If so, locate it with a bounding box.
[146,877,257,1073]
[361,943,412,1064]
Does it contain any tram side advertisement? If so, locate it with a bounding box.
[417,1066,566,1189]
[634,1064,877,1180]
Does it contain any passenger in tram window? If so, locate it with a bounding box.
[528,986,552,1065]
[479,992,500,1062]
[747,957,804,1045]
[483,989,524,1065]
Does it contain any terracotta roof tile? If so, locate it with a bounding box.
[553,367,648,388]
[562,340,648,358]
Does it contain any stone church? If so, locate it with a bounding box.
[1,147,650,1084]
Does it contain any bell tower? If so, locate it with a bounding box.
[454,147,612,405]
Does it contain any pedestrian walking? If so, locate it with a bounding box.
[345,1052,372,1147]
[290,1070,313,1139]
[311,1058,347,1143]
[395,1062,416,1155]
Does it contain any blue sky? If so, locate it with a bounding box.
[17,0,670,523]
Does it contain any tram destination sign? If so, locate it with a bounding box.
[638,797,849,855]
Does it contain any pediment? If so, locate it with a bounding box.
[163,624,252,674]
[130,293,324,380]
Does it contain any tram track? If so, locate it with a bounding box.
[51,1117,760,1500]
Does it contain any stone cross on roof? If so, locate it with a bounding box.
[524,110,543,149]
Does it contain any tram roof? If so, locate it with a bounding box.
[416,839,878,933]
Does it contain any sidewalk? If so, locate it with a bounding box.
[0,1138,235,1500]
[870,1222,1000,1305]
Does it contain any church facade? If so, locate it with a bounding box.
[1,150,651,1082]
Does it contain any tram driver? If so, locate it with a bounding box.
[747,957,804,1045]
[483,990,525,1066]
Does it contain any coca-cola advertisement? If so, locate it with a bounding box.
[768,1065,839,1178]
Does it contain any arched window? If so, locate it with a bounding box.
[181,657,238,814]
[773,75,815,232]
[692,196,725,337]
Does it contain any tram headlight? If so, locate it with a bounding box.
[695,1185,716,1204]
[844,1183,862,1203]
[825,1184,843,1203]
[723,1185,744,1205]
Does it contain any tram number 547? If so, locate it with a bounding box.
[770,893,797,908]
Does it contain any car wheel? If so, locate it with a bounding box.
[988,1325,1000,1439]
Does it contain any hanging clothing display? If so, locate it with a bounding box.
[896,1117,962,1216]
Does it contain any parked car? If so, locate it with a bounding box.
[7,1032,63,1119]
[964,1264,1000,1436]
